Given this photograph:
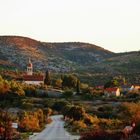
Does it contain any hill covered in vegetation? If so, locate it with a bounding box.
[0,36,139,85]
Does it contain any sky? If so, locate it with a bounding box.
[0,0,140,52]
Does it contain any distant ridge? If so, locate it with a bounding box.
[0,35,113,52]
[0,35,114,70]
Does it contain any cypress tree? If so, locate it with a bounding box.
[76,79,80,94]
[44,70,51,85]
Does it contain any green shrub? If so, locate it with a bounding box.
[21,102,34,110]
[63,90,73,98]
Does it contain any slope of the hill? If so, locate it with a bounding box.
[0,36,139,85]
[0,36,114,71]
[83,51,140,74]
[78,51,140,85]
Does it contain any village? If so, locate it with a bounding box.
[0,58,140,140]
[20,58,140,98]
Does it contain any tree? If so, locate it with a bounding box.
[0,76,10,94]
[36,109,44,125]
[63,105,86,121]
[62,74,77,89]
[63,90,73,98]
[76,79,80,94]
[0,110,13,140]
[62,105,72,119]
[19,111,40,132]
[44,70,51,85]
[9,80,25,96]
[53,79,62,89]
[52,100,69,112]
[104,76,126,88]
[70,106,86,121]
[43,108,52,118]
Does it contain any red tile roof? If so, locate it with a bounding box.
[104,87,118,92]
[23,75,44,81]
[27,63,32,67]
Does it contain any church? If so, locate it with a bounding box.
[23,59,44,85]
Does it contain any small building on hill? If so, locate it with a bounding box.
[104,87,120,97]
[23,58,44,85]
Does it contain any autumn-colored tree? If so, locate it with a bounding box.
[43,108,52,118]
[19,108,52,132]
[53,79,62,89]
[36,109,44,125]
[0,76,10,94]
[43,108,52,123]
[19,111,40,132]
[0,110,13,140]
[119,102,140,123]
[9,80,25,96]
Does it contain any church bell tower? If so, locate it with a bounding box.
[27,58,33,75]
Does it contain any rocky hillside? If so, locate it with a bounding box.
[84,51,140,74]
[0,36,114,72]
[0,36,139,84]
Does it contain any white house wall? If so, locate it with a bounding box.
[116,89,120,96]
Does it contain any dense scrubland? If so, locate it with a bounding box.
[0,70,140,140]
[0,36,140,85]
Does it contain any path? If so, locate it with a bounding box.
[29,115,79,140]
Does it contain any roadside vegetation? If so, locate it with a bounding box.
[0,70,140,140]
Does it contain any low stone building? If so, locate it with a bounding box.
[104,87,120,97]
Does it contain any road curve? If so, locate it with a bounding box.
[29,115,75,140]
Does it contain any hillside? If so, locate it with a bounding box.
[0,36,139,85]
[0,36,114,71]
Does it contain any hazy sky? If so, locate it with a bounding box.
[0,0,140,52]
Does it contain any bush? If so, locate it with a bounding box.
[46,118,52,124]
[0,111,14,140]
[133,121,140,135]
[18,109,48,132]
[43,99,56,108]
[80,129,127,140]
[52,100,69,112]
[72,120,87,131]
[80,129,110,140]
[98,105,113,112]
[118,102,140,123]
[63,90,73,98]
[99,118,123,130]
[21,102,34,110]
[84,114,99,125]
[97,105,115,118]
